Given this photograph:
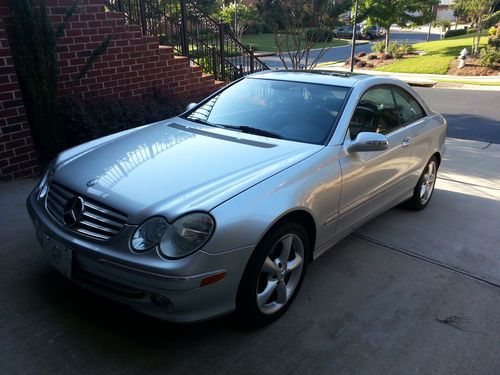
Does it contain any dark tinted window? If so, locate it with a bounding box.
[186,78,349,144]
[391,87,426,125]
[348,87,400,139]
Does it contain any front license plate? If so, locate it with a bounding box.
[41,234,73,278]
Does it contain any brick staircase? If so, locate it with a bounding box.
[53,0,225,101]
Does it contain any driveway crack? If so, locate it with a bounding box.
[351,232,500,290]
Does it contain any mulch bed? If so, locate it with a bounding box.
[447,57,500,76]
[344,52,419,70]
[345,52,499,76]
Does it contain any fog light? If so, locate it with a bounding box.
[150,294,172,308]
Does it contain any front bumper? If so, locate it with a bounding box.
[27,190,254,322]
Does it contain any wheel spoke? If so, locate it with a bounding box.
[275,282,287,304]
[257,280,278,306]
[420,184,426,198]
[278,235,293,267]
[287,253,303,272]
[262,256,278,275]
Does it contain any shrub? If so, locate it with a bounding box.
[365,62,374,68]
[488,37,500,49]
[355,60,367,68]
[444,29,467,38]
[479,46,500,68]
[245,21,265,35]
[8,0,77,164]
[305,27,332,42]
[367,54,378,60]
[357,52,366,57]
[380,52,393,60]
[344,57,359,66]
[372,41,385,53]
[386,42,403,58]
[488,26,497,36]
[399,43,415,54]
[61,91,184,147]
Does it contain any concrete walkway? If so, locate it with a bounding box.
[1,138,500,374]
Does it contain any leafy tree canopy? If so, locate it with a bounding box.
[356,0,439,30]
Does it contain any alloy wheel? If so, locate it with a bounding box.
[420,160,437,204]
[256,233,305,315]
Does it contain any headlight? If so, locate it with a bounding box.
[159,213,215,259]
[37,161,55,200]
[131,217,168,252]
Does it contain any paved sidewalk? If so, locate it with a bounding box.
[1,138,500,374]
[319,65,500,90]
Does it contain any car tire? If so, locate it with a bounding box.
[235,221,310,326]
[405,156,439,211]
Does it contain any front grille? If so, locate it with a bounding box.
[46,181,128,240]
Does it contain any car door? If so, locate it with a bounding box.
[337,85,414,235]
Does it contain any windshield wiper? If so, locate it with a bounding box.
[186,117,215,127]
[186,118,282,139]
[220,125,283,139]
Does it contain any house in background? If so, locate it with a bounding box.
[436,0,455,21]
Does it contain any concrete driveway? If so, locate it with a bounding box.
[1,138,500,374]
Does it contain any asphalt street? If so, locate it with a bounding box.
[415,88,500,144]
[260,31,441,69]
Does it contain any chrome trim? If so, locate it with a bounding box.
[45,181,128,241]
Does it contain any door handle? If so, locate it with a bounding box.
[402,137,411,147]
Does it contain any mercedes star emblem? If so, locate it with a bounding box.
[63,196,85,227]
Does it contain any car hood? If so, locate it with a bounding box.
[54,118,323,223]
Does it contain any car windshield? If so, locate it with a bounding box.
[184,78,349,145]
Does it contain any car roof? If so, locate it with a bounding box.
[247,70,373,88]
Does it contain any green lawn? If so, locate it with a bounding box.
[242,33,349,52]
[375,34,489,74]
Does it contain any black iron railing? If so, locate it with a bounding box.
[105,0,268,81]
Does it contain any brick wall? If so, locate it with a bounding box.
[51,0,225,101]
[0,3,38,181]
[0,0,225,180]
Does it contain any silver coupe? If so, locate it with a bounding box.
[27,71,446,325]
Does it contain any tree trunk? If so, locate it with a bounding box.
[455,16,459,30]
[474,25,483,56]
[427,22,432,41]
[385,28,390,50]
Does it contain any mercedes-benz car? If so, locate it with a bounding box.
[27,71,446,325]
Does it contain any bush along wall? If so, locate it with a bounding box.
[7,0,70,165]
[61,91,185,147]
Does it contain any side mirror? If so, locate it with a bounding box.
[347,132,389,153]
[186,102,197,111]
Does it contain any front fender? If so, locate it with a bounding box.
[204,146,343,255]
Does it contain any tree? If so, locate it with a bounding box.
[217,2,259,42]
[258,0,350,69]
[462,0,499,54]
[193,0,222,15]
[356,0,439,49]
[451,0,469,29]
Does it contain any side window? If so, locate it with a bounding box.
[348,87,399,140]
[391,87,426,125]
